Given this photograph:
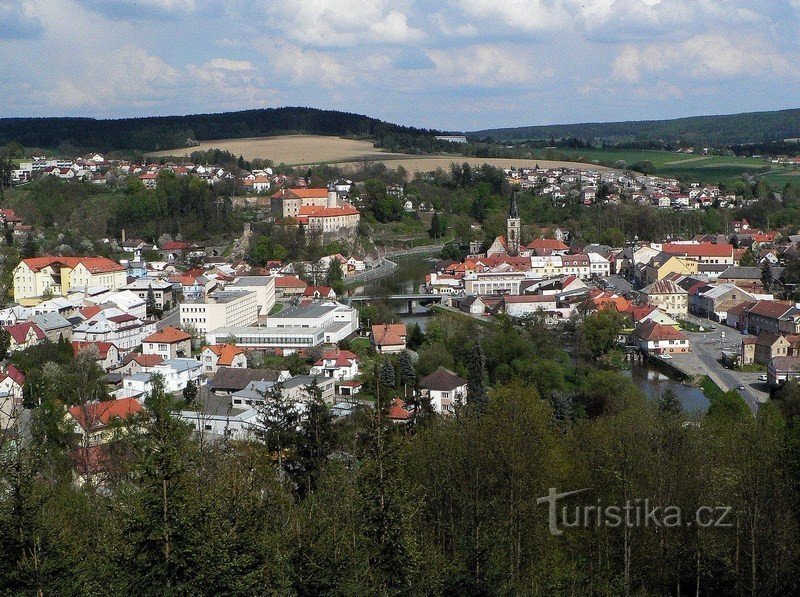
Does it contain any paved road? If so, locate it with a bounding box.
[676,315,769,411]
[345,258,398,285]
[157,306,180,330]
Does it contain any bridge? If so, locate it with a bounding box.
[348,293,444,313]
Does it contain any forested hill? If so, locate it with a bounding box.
[0,107,445,153]
[470,107,800,146]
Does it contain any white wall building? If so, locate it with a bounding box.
[225,276,276,316]
[180,290,259,334]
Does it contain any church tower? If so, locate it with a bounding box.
[507,191,521,256]
[327,182,338,208]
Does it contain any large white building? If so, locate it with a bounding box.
[205,301,359,351]
[180,290,259,334]
[225,276,276,316]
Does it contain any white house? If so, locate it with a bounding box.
[200,344,248,375]
[419,367,467,414]
[142,358,203,393]
[310,349,360,380]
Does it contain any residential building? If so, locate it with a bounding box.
[142,327,192,360]
[503,295,559,318]
[717,266,770,294]
[180,290,259,335]
[632,321,691,354]
[13,256,127,305]
[67,398,144,446]
[72,310,156,352]
[177,394,259,440]
[740,336,756,366]
[745,300,794,335]
[689,284,755,321]
[755,332,791,365]
[122,278,175,310]
[200,344,247,374]
[142,358,203,393]
[643,253,698,285]
[31,312,73,342]
[419,367,468,414]
[640,279,689,317]
[5,322,45,352]
[72,341,121,371]
[208,367,289,396]
[370,323,407,354]
[768,356,800,387]
[310,349,360,380]
[275,276,308,297]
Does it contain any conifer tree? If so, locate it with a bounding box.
[467,341,488,412]
[379,358,396,389]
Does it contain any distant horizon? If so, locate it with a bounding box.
[3,103,799,136]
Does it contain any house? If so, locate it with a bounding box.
[177,393,259,440]
[67,398,144,446]
[225,276,276,316]
[768,356,800,387]
[73,341,121,371]
[338,380,362,397]
[0,365,25,432]
[200,344,247,374]
[726,301,756,331]
[370,323,407,354]
[745,300,794,335]
[503,295,559,318]
[643,253,698,285]
[31,312,73,342]
[419,367,468,414]
[632,321,690,355]
[71,309,157,352]
[310,349,360,380]
[740,336,756,366]
[122,278,175,310]
[113,352,164,377]
[689,284,755,321]
[304,286,336,299]
[662,242,735,271]
[208,367,289,396]
[527,238,568,256]
[717,266,770,294]
[640,280,689,317]
[755,332,791,365]
[13,256,127,305]
[275,276,308,297]
[5,322,45,352]
[142,358,203,393]
[142,327,192,360]
[387,399,412,424]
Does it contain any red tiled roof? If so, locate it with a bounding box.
[388,398,411,421]
[303,285,333,297]
[121,353,164,367]
[144,327,191,344]
[5,322,45,344]
[80,306,103,319]
[5,364,24,386]
[69,398,144,432]
[748,300,793,319]
[21,256,125,274]
[275,276,307,288]
[527,238,568,251]
[271,188,328,199]
[202,344,244,366]
[161,241,191,251]
[634,321,688,342]
[72,341,115,359]
[314,349,359,368]
[662,242,734,258]
[371,323,407,347]
[298,204,359,218]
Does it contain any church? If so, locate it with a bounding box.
[486,193,521,257]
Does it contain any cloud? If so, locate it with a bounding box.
[256,39,350,87]
[426,44,540,86]
[204,58,254,72]
[369,11,424,43]
[0,2,44,40]
[612,34,794,83]
[73,0,198,20]
[449,0,572,34]
[48,45,180,111]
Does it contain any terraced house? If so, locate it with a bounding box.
[13,256,127,305]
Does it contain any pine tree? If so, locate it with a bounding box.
[761,261,773,293]
[658,386,681,414]
[379,358,396,389]
[397,350,416,388]
[146,285,158,317]
[256,382,299,482]
[467,341,488,412]
[182,379,197,405]
[296,378,334,496]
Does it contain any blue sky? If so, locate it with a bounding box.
[2,0,800,131]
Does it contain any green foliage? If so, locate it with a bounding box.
[428,211,447,239]
[467,341,488,412]
[580,307,626,360]
[379,358,396,389]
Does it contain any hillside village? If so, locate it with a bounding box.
[3,146,800,484]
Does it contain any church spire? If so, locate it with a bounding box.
[509,190,520,219]
[507,191,521,256]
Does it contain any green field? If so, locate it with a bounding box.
[550,148,780,185]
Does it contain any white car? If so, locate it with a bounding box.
[758,374,768,382]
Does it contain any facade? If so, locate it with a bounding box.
[72,341,121,371]
[180,290,259,334]
[370,323,407,354]
[755,332,790,366]
[72,311,156,352]
[14,256,127,304]
[419,367,468,414]
[503,295,559,318]
[200,344,247,374]
[142,327,192,361]
[768,356,800,387]
[67,398,144,446]
[463,271,529,295]
[633,321,691,354]
[270,188,329,219]
[122,278,175,309]
[310,349,360,380]
[644,254,698,285]
[689,284,755,321]
[225,276,276,316]
[640,279,689,317]
[142,358,203,393]
[745,300,794,335]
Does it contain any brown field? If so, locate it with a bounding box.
[149,134,611,173]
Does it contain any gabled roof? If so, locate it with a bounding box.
[275,276,307,288]
[748,300,793,319]
[370,323,407,347]
[314,349,359,368]
[144,327,191,344]
[21,256,125,274]
[5,322,45,344]
[68,398,144,432]
[388,398,411,421]
[209,367,283,392]
[120,353,164,367]
[641,279,687,295]
[420,367,467,391]
[770,356,800,371]
[73,341,116,359]
[755,332,787,347]
[202,344,245,366]
[662,242,733,258]
[633,320,688,342]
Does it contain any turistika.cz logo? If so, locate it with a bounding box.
[537,488,734,536]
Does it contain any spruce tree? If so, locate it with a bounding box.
[379,358,396,390]
[761,261,773,293]
[182,379,197,405]
[296,378,334,496]
[467,341,488,412]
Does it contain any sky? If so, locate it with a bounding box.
[2,0,800,131]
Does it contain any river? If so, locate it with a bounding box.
[352,254,709,413]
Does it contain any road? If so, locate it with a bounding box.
[345,258,398,285]
[674,315,769,411]
[157,306,180,330]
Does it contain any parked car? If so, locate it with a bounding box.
[737,384,745,390]
[758,374,768,381]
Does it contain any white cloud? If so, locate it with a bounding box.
[204,58,254,72]
[426,44,539,86]
[370,11,424,43]
[451,0,572,33]
[612,34,794,83]
[256,38,350,87]
[48,45,179,110]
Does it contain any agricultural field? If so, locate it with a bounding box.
[149,135,406,164]
[151,134,611,173]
